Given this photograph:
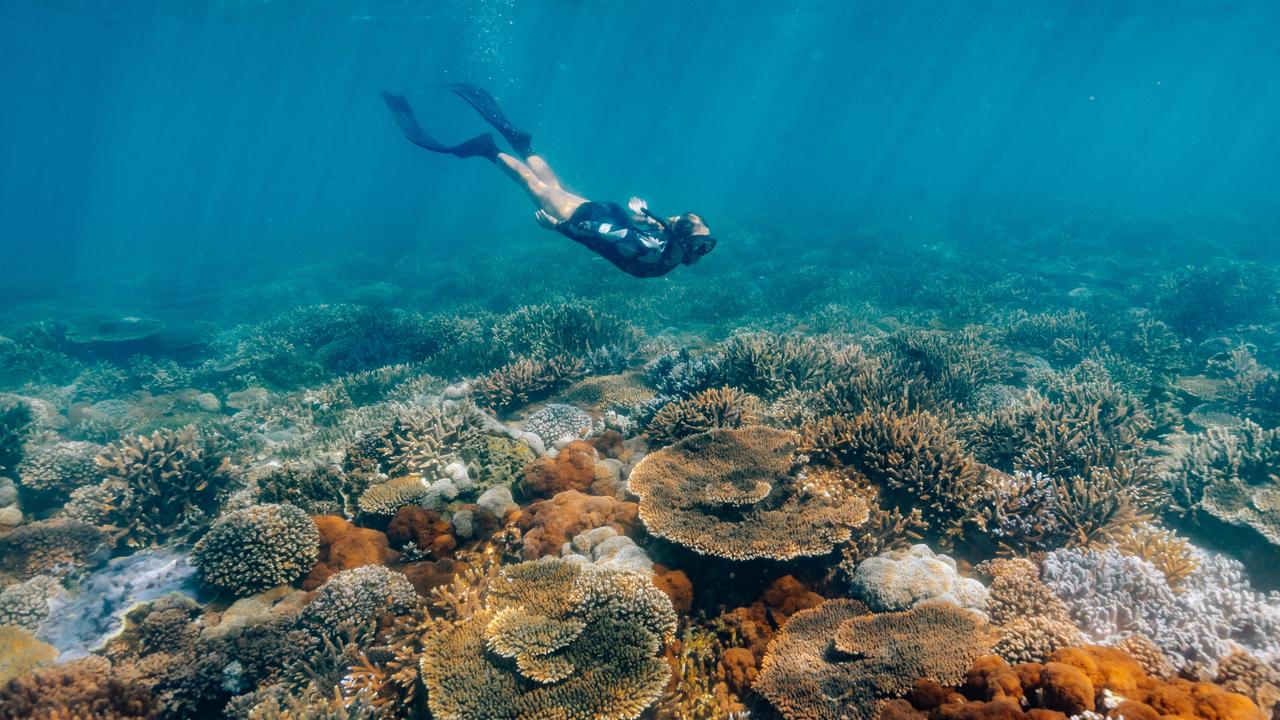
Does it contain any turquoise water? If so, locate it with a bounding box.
[1,2,1279,719]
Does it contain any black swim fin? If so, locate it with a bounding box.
[448,83,534,157]
[381,91,498,159]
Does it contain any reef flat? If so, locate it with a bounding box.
[0,217,1277,719]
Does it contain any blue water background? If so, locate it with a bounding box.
[2,0,1278,308]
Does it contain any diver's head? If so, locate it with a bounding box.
[669,212,716,264]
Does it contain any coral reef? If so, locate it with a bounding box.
[473,355,584,414]
[192,504,320,597]
[0,518,108,579]
[629,427,870,560]
[297,565,418,634]
[418,558,674,720]
[518,489,639,559]
[522,403,597,450]
[755,600,990,720]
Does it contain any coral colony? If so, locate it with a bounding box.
[0,232,1279,720]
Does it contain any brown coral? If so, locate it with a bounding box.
[628,427,870,561]
[418,558,675,720]
[0,625,56,683]
[756,600,990,720]
[977,558,1082,664]
[385,505,456,558]
[472,355,585,414]
[301,514,397,590]
[0,655,157,719]
[644,386,761,444]
[0,518,107,579]
[518,489,638,559]
[520,440,597,498]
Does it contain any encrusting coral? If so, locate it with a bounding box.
[518,489,638,559]
[755,600,991,720]
[849,544,989,616]
[0,625,57,683]
[192,503,320,597]
[0,575,60,632]
[418,558,676,720]
[628,427,870,561]
[301,514,396,590]
[522,403,597,450]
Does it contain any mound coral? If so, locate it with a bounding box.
[559,526,653,574]
[520,440,598,498]
[67,427,237,548]
[14,439,101,504]
[301,515,395,590]
[0,518,108,579]
[298,565,418,633]
[0,575,59,632]
[800,409,997,546]
[473,355,584,414]
[518,489,638,559]
[755,600,990,720]
[849,544,988,616]
[385,505,456,558]
[522,403,597,450]
[419,558,675,720]
[644,386,761,444]
[192,503,320,597]
[460,433,536,490]
[629,427,870,561]
[896,646,1267,720]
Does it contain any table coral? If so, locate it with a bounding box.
[756,600,991,720]
[628,427,870,561]
[192,503,320,597]
[419,558,674,720]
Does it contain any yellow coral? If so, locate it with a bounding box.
[0,625,56,683]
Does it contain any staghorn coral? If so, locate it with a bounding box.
[644,386,761,444]
[418,558,674,720]
[629,427,870,561]
[298,565,418,636]
[345,402,482,480]
[68,427,237,549]
[1112,522,1199,588]
[800,408,999,547]
[0,625,56,683]
[849,544,989,616]
[192,503,320,597]
[1041,547,1280,675]
[472,355,584,414]
[977,558,1082,664]
[1166,420,1279,551]
[887,326,1014,405]
[14,439,101,504]
[491,302,639,361]
[0,518,108,579]
[644,348,722,399]
[715,331,848,397]
[522,403,597,450]
[755,600,990,720]
[255,463,359,518]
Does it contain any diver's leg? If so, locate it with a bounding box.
[526,154,563,189]
[494,153,583,221]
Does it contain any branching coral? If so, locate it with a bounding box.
[345,402,482,480]
[298,565,418,635]
[0,518,108,579]
[800,408,999,547]
[644,386,761,444]
[1166,420,1279,550]
[192,503,320,597]
[66,427,237,548]
[887,326,1014,405]
[755,600,990,720]
[0,655,158,719]
[976,558,1083,664]
[0,399,32,479]
[1113,522,1199,588]
[417,558,674,720]
[715,331,852,397]
[255,463,359,518]
[629,427,870,561]
[472,355,584,414]
[491,303,639,360]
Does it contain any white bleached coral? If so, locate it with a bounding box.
[849,544,989,617]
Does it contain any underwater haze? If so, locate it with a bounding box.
[2,2,1280,719]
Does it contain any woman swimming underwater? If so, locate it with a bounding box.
[381,84,717,278]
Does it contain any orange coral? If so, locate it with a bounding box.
[520,441,597,497]
[652,566,693,614]
[517,489,638,559]
[301,515,397,590]
[716,575,826,662]
[385,506,456,558]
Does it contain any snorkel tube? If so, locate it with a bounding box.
[640,206,670,231]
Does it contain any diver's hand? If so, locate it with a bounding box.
[534,209,559,229]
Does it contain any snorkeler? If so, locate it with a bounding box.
[381,84,717,278]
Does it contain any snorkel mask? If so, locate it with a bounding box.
[641,208,717,261]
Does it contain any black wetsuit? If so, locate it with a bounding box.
[555,201,684,278]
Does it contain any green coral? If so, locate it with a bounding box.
[192,503,320,597]
[419,558,675,720]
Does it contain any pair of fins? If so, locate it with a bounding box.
[381,83,532,159]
